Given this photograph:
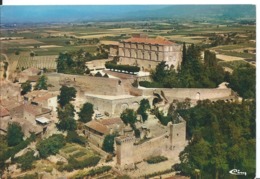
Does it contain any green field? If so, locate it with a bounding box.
[60,143,98,161]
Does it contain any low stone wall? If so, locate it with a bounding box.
[57,73,128,96]
[141,87,233,101]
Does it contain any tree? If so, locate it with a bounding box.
[78,102,94,123]
[66,131,86,145]
[204,50,217,67]
[176,100,256,179]
[182,42,187,67]
[16,151,37,171]
[58,85,77,108]
[120,109,137,127]
[30,52,35,57]
[36,134,66,158]
[21,80,32,95]
[34,75,48,90]
[7,123,24,147]
[56,103,77,131]
[228,64,255,99]
[102,134,116,153]
[137,99,151,122]
[151,61,169,82]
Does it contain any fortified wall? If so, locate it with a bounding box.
[47,73,129,96]
[115,120,186,168]
[141,87,235,101]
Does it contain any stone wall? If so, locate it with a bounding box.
[115,120,186,168]
[51,73,128,96]
[85,94,147,117]
[141,87,233,101]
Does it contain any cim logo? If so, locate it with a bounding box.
[229,169,247,176]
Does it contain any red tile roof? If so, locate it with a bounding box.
[12,104,51,116]
[33,94,55,103]
[0,106,10,117]
[99,117,123,126]
[86,120,109,134]
[123,36,174,45]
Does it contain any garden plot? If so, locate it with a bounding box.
[17,55,58,69]
[59,143,98,161]
[165,35,206,44]
[2,39,43,45]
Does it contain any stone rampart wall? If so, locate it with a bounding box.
[141,88,232,101]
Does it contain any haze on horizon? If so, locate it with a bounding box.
[0,5,256,24]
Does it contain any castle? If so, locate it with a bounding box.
[117,34,182,71]
[115,116,186,169]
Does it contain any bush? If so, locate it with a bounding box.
[0,134,35,170]
[36,134,66,158]
[87,166,112,176]
[16,151,37,171]
[139,81,163,88]
[103,73,109,78]
[62,156,101,171]
[105,62,140,73]
[94,71,103,77]
[66,131,86,146]
[146,156,168,164]
[7,123,24,147]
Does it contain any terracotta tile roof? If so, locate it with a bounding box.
[0,106,10,117]
[33,94,56,103]
[99,117,123,126]
[85,120,109,134]
[12,104,51,116]
[0,99,21,111]
[123,36,174,45]
[24,90,48,98]
[28,75,39,82]
[12,117,43,134]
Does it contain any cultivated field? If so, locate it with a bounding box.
[59,143,99,163]
[16,55,58,69]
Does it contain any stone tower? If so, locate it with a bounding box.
[168,118,186,150]
[115,135,135,169]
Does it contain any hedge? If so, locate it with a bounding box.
[87,166,112,176]
[61,156,101,171]
[147,156,168,164]
[139,81,164,88]
[105,62,140,73]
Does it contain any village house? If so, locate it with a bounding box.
[24,90,59,112]
[0,80,21,101]
[0,106,11,134]
[17,67,41,83]
[84,117,124,147]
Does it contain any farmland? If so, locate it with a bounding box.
[0,19,256,72]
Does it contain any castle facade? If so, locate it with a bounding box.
[118,34,182,71]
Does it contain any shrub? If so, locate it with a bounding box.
[87,166,112,176]
[103,73,109,78]
[62,156,101,171]
[147,156,168,164]
[36,134,66,158]
[0,134,35,170]
[66,131,86,146]
[94,71,103,77]
[16,151,37,171]
[139,81,163,88]
[105,62,140,73]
